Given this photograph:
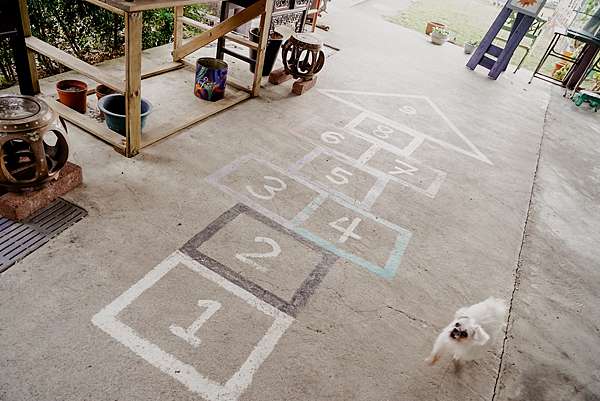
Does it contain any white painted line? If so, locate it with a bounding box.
[169,300,222,348]
[319,89,493,165]
[344,111,423,158]
[361,176,389,210]
[205,155,413,279]
[291,126,446,199]
[91,251,294,401]
[206,154,329,231]
[356,144,381,165]
[289,147,386,210]
[288,147,322,174]
[290,193,328,227]
[401,136,426,157]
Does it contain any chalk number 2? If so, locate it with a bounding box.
[236,237,281,272]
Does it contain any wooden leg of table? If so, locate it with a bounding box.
[251,0,275,97]
[216,2,229,60]
[173,6,184,58]
[16,0,39,95]
[125,12,143,157]
[311,0,320,33]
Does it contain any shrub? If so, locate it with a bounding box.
[0,2,214,89]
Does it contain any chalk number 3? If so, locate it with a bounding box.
[246,176,287,200]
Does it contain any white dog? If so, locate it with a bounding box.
[426,297,507,366]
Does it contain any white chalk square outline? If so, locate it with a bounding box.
[288,146,389,210]
[206,154,413,279]
[290,119,446,199]
[206,154,329,230]
[92,250,294,401]
[345,111,425,157]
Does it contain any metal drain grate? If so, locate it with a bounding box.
[0,198,87,274]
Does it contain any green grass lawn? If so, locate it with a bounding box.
[388,0,554,72]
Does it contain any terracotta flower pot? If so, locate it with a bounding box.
[56,79,88,114]
[95,84,116,101]
[426,21,446,36]
[95,84,116,118]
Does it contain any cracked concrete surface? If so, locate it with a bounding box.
[1,1,598,400]
[494,88,600,401]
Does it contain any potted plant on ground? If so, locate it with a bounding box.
[431,27,450,45]
[426,21,446,36]
[56,79,88,114]
[464,40,478,54]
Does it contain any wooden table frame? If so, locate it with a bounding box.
[17,0,275,157]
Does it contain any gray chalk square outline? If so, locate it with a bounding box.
[180,203,339,318]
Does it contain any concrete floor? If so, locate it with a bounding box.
[1,1,598,400]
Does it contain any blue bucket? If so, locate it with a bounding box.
[98,94,152,136]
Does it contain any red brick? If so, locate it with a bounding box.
[0,162,83,221]
[268,68,293,85]
[292,77,318,96]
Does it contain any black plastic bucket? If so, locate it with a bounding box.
[249,28,284,76]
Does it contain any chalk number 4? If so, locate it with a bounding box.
[329,217,362,243]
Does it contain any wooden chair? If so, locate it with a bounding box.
[495,12,547,73]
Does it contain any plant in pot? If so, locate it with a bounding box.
[430,27,450,46]
[464,40,478,54]
[552,64,571,81]
[426,21,446,36]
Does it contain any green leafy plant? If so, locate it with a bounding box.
[0,1,217,89]
[553,64,571,81]
[432,26,450,37]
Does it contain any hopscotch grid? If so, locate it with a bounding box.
[290,122,446,199]
[288,147,387,209]
[319,144,444,199]
[292,192,413,278]
[361,177,390,210]
[308,144,446,200]
[180,203,338,317]
[290,194,329,227]
[319,89,493,165]
[356,144,381,164]
[91,250,294,401]
[206,154,329,231]
[345,111,424,158]
[205,155,412,279]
